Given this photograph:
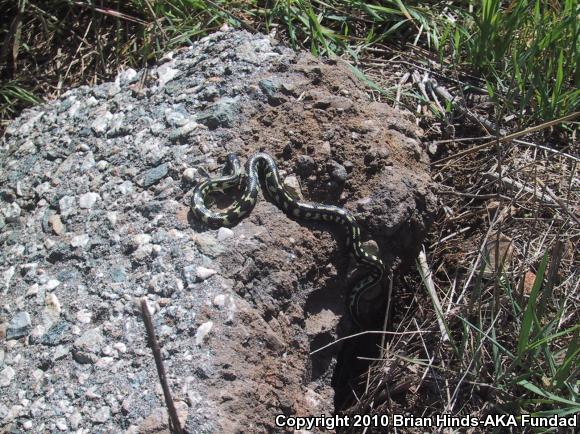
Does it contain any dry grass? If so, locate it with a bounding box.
[345,43,579,428]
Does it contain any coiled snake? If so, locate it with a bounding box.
[191,153,384,327]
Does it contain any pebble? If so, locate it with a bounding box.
[0,366,16,387]
[196,96,240,129]
[78,192,100,209]
[213,294,226,307]
[69,411,82,429]
[76,309,92,324]
[70,234,90,248]
[182,167,197,182]
[45,279,61,291]
[217,227,234,241]
[47,214,65,235]
[43,293,62,327]
[296,155,316,176]
[196,266,217,281]
[283,175,303,200]
[7,311,32,340]
[73,328,104,364]
[195,321,213,345]
[138,163,169,188]
[329,160,348,183]
[55,418,68,430]
[92,406,111,423]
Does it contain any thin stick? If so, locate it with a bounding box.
[310,329,432,356]
[434,111,580,165]
[140,298,184,434]
[418,250,449,342]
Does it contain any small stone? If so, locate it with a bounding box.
[41,321,70,346]
[53,345,70,360]
[182,167,197,183]
[329,160,348,183]
[22,420,33,430]
[0,366,15,387]
[196,266,217,281]
[7,311,32,340]
[70,234,90,248]
[69,411,82,429]
[132,233,152,247]
[79,192,100,209]
[296,155,316,176]
[48,214,65,235]
[217,227,234,241]
[196,96,240,129]
[113,342,127,353]
[138,164,169,188]
[319,141,332,156]
[92,406,111,423]
[106,211,117,225]
[74,328,104,352]
[44,292,62,323]
[195,321,213,345]
[213,294,226,307]
[76,309,92,324]
[55,418,67,430]
[283,175,303,200]
[45,279,61,290]
[169,121,202,142]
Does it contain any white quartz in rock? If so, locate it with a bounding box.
[196,266,217,281]
[195,321,213,345]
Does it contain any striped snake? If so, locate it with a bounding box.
[191,153,384,327]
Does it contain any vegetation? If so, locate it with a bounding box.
[1,0,577,427]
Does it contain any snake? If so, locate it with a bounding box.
[191,152,385,327]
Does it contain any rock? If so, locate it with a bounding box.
[70,233,90,248]
[328,160,348,183]
[76,309,92,324]
[283,175,304,200]
[196,97,240,129]
[296,155,316,176]
[195,321,213,345]
[44,292,62,324]
[73,328,104,364]
[182,167,197,183]
[217,227,234,241]
[92,406,111,423]
[137,401,188,434]
[78,192,100,209]
[7,311,32,340]
[0,366,15,387]
[0,30,434,433]
[47,214,65,235]
[69,411,82,429]
[196,266,217,281]
[41,321,70,346]
[138,163,169,188]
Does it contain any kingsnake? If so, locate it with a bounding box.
[191,152,384,327]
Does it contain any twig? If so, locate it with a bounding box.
[140,298,184,434]
[418,250,449,342]
[310,329,432,356]
[429,79,500,134]
[434,111,580,165]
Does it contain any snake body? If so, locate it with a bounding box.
[191,152,384,327]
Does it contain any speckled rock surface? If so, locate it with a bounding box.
[0,29,435,432]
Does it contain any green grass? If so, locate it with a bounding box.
[1,1,577,128]
[422,248,579,418]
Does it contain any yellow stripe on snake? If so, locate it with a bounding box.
[191,153,384,328]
